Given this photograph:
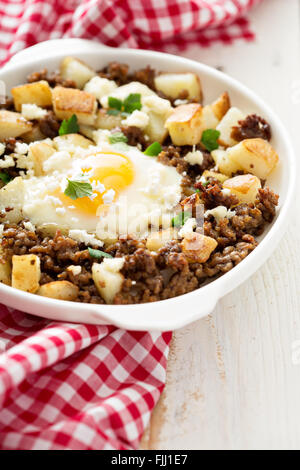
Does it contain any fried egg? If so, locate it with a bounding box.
[21,141,182,240]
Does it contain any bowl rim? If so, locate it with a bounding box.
[0,40,296,330]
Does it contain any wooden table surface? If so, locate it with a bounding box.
[141,0,300,450]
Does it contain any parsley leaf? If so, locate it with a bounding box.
[201,129,220,151]
[107,93,142,115]
[172,211,192,228]
[123,93,142,113]
[64,179,93,200]
[59,114,79,136]
[108,96,123,111]
[0,172,12,185]
[88,247,113,259]
[109,132,128,145]
[144,141,162,156]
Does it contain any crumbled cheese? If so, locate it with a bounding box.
[221,188,231,195]
[0,155,14,168]
[21,103,47,120]
[102,257,125,273]
[92,181,105,194]
[55,207,66,215]
[0,143,5,156]
[44,195,63,206]
[142,95,172,116]
[184,150,203,166]
[68,229,104,247]
[0,224,4,239]
[67,265,82,276]
[121,110,149,129]
[43,151,72,173]
[84,76,117,101]
[102,189,115,204]
[204,205,236,223]
[23,221,35,232]
[178,218,197,238]
[174,98,188,106]
[92,129,111,145]
[15,142,29,155]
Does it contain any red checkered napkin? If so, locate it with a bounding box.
[0,0,262,65]
[0,305,171,449]
[0,0,261,451]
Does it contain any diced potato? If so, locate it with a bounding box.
[37,281,79,301]
[165,104,204,146]
[60,57,96,89]
[0,177,25,223]
[223,174,261,204]
[181,232,217,263]
[211,149,240,176]
[92,258,125,304]
[53,133,93,151]
[0,110,32,140]
[52,86,97,125]
[146,228,178,252]
[12,254,41,293]
[211,92,231,121]
[27,142,56,176]
[216,107,246,147]
[227,138,279,179]
[202,105,219,129]
[202,170,229,184]
[154,73,202,101]
[79,125,95,140]
[95,109,122,130]
[145,111,169,144]
[0,247,11,286]
[11,80,52,112]
[21,123,46,143]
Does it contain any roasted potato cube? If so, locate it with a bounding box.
[11,80,52,112]
[181,232,217,263]
[202,170,229,184]
[92,258,125,304]
[227,138,279,179]
[202,105,219,129]
[37,281,79,301]
[12,254,41,293]
[60,57,96,89]
[211,92,231,121]
[165,104,204,146]
[95,109,122,130]
[0,248,11,286]
[145,111,169,144]
[27,142,56,176]
[154,73,202,101]
[223,174,261,204]
[52,86,97,125]
[0,110,32,140]
[146,228,178,252]
[53,133,93,151]
[216,107,246,147]
[211,149,240,176]
[21,123,46,143]
[0,177,25,223]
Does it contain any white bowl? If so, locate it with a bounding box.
[0,39,296,331]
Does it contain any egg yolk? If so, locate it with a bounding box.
[53,151,135,216]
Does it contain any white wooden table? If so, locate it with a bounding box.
[141,0,300,450]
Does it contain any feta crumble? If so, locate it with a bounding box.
[0,155,14,169]
[43,151,72,173]
[184,150,203,166]
[67,265,82,276]
[68,229,104,247]
[103,189,116,204]
[84,76,117,101]
[21,104,47,120]
[204,205,236,223]
[121,110,149,129]
[178,218,197,238]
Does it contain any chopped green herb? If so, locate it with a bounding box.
[195,188,200,193]
[59,114,79,136]
[64,179,93,200]
[123,93,142,113]
[172,211,192,228]
[144,141,162,156]
[88,247,113,259]
[0,172,12,185]
[201,129,220,151]
[109,132,128,145]
[107,93,142,115]
[108,96,123,111]
[107,108,120,116]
